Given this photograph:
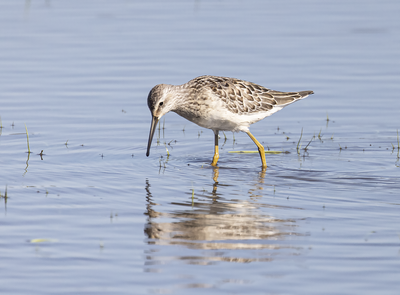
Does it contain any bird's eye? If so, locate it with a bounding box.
[159,102,164,106]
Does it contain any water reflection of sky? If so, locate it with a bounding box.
[1,1,400,294]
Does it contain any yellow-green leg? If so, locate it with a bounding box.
[211,131,219,166]
[246,131,267,168]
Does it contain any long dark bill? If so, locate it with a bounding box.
[146,116,159,157]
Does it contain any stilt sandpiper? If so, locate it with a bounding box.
[146,75,313,168]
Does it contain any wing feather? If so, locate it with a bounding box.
[189,76,313,115]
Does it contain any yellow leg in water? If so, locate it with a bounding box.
[211,131,219,166]
[246,131,267,168]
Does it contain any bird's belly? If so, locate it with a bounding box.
[174,107,267,132]
[194,116,241,131]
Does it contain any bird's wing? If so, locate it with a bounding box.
[192,76,312,115]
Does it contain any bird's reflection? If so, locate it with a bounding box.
[144,168,304,267]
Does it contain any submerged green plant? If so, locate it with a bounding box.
[318,129,323,140]
[304,137,313,151]
[229,150,284,154]
[0,186,8,200]
[296,128,303,154]
[24,123,31,153]
[164,142,170,156]
[391,130,400,152]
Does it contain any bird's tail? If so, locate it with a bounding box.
[298,90,314,98]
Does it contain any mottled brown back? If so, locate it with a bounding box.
[188,76,313,115]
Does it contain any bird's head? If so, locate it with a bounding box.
[146,84,174,157]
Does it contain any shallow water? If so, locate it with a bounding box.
[1,0,400,294]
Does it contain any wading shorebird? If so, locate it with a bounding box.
[146,75,313,168]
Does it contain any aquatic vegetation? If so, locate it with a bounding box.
[24,123,31,154]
